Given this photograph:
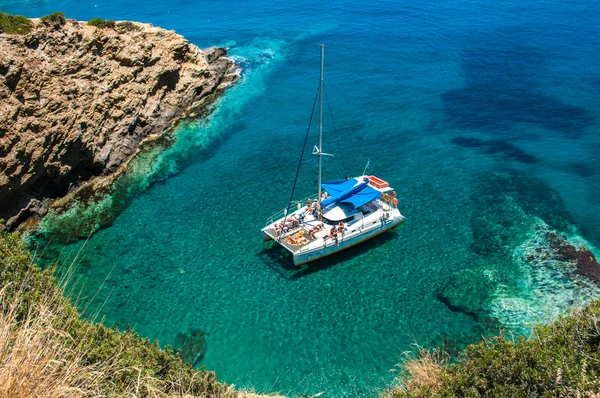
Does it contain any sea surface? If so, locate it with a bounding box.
[3,0,600,396]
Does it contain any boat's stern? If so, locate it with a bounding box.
[262,225,278,241]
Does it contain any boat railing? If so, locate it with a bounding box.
[265,195,317,226]
[379,191,399,209]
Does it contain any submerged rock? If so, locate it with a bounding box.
[0,18,238,229]
[439,170,600,332]
[174,328,207,366]
[437,266,498,323]
[452,137,536,164]
[473,170,576,235]
[539,230,600,285]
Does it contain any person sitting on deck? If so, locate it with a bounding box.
[321,191,328,200]
[287,215,300,228]
[324,225,339,245]
[337,221,345,237]
[305,207,315,218]
[274,221,288,236]
[305,199,316,216]
[308,222,324,238]
[275,215,300,235]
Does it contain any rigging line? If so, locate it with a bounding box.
[324,87,348,175]
[284,89,320,222]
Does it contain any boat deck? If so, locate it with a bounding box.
[264,197,395,255]
[264,223,328,253]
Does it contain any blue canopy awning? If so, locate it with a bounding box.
[340,186,382,208]
[320,179,358,196]
[321,177,379,209]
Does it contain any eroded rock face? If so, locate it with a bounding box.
[0,19,238,227]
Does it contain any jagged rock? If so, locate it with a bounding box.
[6,197,50,227]
[0,19,238,228]
[439,226,600,327]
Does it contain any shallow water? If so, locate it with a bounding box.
[5,0,600,395]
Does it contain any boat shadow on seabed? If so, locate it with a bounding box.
[257,227,403,280]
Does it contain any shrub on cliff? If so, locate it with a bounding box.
[0,228,238,397]
[40,12,66,26]
[385,301,600,397]
[117,21,142,32]
[0,11,33,34]
[0,225,71,321]
[87,18,116,29]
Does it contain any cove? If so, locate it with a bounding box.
[8,0,600,395]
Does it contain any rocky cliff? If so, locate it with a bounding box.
[0,18,238,227]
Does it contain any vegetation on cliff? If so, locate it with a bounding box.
[0,11,32,34]
[385,301,600,397]
[117,21,143,32]
[88,18,116,29]
[0,228,250,397]
[40,12,66,26]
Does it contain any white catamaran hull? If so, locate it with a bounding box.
[293,212,404,266]
[262,202,404,266]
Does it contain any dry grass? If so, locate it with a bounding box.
[383,347,448,397]
[0,283,105,397]
[0,278,271,398]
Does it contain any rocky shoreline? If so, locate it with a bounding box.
[0,17,238,229]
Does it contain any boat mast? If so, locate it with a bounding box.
[317,43,324,218]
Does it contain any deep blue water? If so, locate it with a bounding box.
[4,0,600,396]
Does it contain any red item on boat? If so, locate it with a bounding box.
[369,175,389,189]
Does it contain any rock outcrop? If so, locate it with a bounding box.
[0,19,238,227]
[527,229,600,284]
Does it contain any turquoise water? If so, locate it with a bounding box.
[5,0,600,395]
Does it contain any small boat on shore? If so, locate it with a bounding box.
[261,44,405,266]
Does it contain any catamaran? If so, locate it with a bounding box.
[261,44,405,266]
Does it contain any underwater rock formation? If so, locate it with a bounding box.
[436,267,496,322]
[452,137,536,164]
[533,230,600,284]
[438,170,600,330]
[0,18,238,228]
[174,328,207,366]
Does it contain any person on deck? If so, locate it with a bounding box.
[324,225,338,245]
[274,221,288,236]
[337,221,345,237]
[287,215,300,228]
[308,222,324,238]
[305,199,316,216]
